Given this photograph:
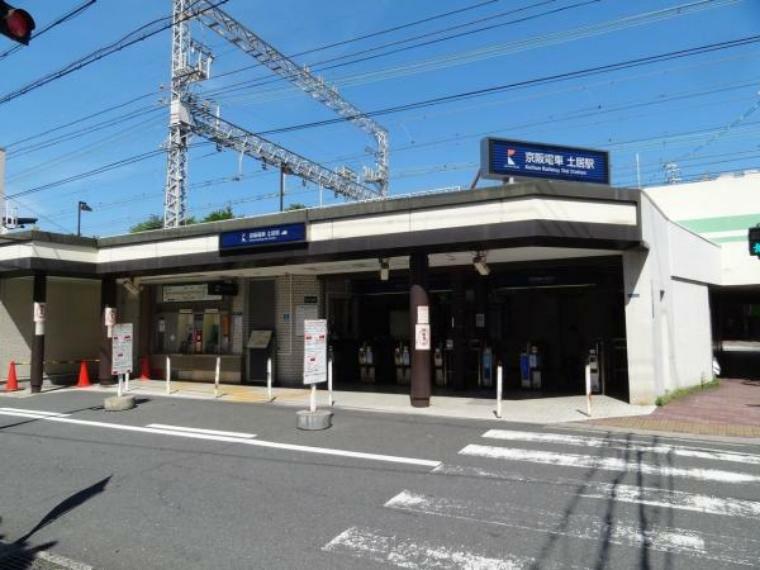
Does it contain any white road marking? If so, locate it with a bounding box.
[0,410,440,468]
[146,423,256,439]
[0,407,69,417]
[483,429,760,466]
[460,444,760,484]
[433,464,760,519]
[36,551,93,570]
[385,490,760,566]
[323,526,547,569]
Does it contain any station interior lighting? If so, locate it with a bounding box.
[379,258,390,281]
[473,252,490,276]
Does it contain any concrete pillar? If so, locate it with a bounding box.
[29,273,46,393]
[98,277,116,385]
[409,253,431,407]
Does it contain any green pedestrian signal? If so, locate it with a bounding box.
[750,226,760,258]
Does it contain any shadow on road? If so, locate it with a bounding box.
[0,516,56,570]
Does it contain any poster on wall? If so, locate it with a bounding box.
[303,319,327,385]
[295,304,319,336]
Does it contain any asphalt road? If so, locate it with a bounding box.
[0,390,759,569]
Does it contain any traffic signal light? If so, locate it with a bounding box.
[0,1,35,45]
[749,226,760,258]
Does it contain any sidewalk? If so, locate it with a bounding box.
[584,378,760,438]
[1,377,654,425]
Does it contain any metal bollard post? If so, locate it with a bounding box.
[585,363,592,417]
[117,374,123,398]
[266,357,273,401]
[166,356,171,395]
[328,353,334,407]
[310,384,317,413]
[215,356,221,399]
[496,363,503,419]
[125,371,130,393]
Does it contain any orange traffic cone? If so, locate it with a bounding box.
[138,357,151,380]
[76,361,91,388]
[4,361,19,391]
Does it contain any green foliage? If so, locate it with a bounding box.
[655,377,720,407]
[202,206,235,222]
[129,214,163,233]
[285,203,307,211]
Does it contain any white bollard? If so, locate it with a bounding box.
[585,363,592,417]
[496,363,503,419]
[125,371,130,393]
[215,356,221,399]
[117,374,123,398]
[266,357,273,401]
[310,384,317,413]
[328,354,334,407]
[166,356,171,395]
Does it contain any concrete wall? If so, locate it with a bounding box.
[0,277,100,382]
[646,172,760,286]
[275,274,321,386]
[0,277,32,380]
[623,196,719,404]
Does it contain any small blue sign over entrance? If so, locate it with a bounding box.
[220,222,306,251]
[481,138,610,185]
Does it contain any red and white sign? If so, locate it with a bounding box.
[303,319,327,385]
[104,307,117,328]
[33,302,46,324]
[111,323,133,375]
[415,324,431,351]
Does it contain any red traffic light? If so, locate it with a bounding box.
[0,2,35,45]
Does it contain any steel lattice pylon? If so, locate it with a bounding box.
[163,0,389,227]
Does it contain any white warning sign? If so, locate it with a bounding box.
[303,319,327,385]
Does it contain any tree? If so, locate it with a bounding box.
[129,214,163,233]
[202,206,235,222]
[286,203,306,211]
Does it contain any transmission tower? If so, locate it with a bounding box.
[163,0,389,228]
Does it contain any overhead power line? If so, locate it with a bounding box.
[0,0,229,108]
[0,0,97,61]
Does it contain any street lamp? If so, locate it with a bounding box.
[77,201,92,237]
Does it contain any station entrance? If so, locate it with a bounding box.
[325,256,629,401]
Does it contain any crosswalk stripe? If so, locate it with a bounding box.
[433,464,760,519]
[482,429,760,466]
[385,490,760,566]
[323,526,571,570]
[459,444,760,484]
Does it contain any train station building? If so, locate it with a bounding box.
[0,174,723,407]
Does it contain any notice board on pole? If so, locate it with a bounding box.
[112,323,134,375]
[303,319,327,385]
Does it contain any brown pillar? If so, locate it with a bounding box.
[98,277,117,385]
[409,253,431,407]
[29,272,47,393]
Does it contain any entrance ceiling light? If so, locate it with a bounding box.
[473,252,490,276]
[379,258,390,281]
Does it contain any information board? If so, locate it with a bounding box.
[303,319,327,385]
[481,138,610,185]
[219,222,307,251]
[111,323,134,376]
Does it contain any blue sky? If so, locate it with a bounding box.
[1,0,759,236]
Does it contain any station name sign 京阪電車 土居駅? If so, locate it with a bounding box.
[481,138,610,185]
[219,222,307,251]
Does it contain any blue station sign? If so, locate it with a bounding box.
[481,138,610,185]
[219,222,307,251]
